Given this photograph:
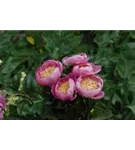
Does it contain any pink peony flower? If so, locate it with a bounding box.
[76,75,104,100]
[51,77,76,101]
[36,60,63,87]
[72,62,101,76]
[0,95,6,120]
[62,53,89,66]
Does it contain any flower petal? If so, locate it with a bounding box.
[90,63,101,74]
[91,91,104,100]
[0,96,6,109]
[0,111,4,120]
[62,53,89,66]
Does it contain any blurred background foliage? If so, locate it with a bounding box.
[0,30,135,120]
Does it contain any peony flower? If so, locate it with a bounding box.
[51,77,76,101]
[36,60,63,87]
[62,53,89,66]
[76,75,104,100]
[72,62,101,76]
[0,95,6,120]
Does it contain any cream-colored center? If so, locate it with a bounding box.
[58,81,69,94]
[40,66,56,78]
[81,78,98,90]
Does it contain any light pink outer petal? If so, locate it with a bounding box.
[76,75,103,98]
[93,75,104,88]
[42,60,58,68]
[65,79,77,101]
[48,68,61,84]
[72,64,93,76]
[62,53,89,66]
[72,62,101,75]
[90,91,104,100]
[0,112,3,120]
[42,60,63,73]
[57,61,63,73]
[90,63,101,74]
[0,96,6,109]
[78,53,89,63]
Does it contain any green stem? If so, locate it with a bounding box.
[9,93,33,105]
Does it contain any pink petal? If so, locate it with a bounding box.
[67,72,79,81]
[72,63,93,76]
[90,91,104,100]
[62,53,89,66]
[0,112,3,120]
[62,57,68,66]
[90,63,101,74]
[57,61,63,73]
[42,60,57,67]
[66,79,77,101]
[0,96,6,109]
[88,75,103,87]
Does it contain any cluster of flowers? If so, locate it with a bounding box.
[36,53,104,101]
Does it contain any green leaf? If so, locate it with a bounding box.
[92,101,113,120]
[112,93,122,105]
[23,71,38,93]
[128,72,135,92]
[126,42,135,49]
[17,101,31,116]
[116,59,135,79]
[127,93,135,115]
[1,57,26,74]
[30,99,44,115]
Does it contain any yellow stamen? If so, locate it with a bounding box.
[58,81,69,94]
[40,66,56,78]
[81,78,98,90]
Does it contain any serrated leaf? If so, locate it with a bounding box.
[112,93,122,105]
[17,101,31,116]
[1,57,26,74]
[126,42,135,49]
[116,59,135,79]
[91,101,113,120]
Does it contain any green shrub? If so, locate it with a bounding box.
[0,30,135,120]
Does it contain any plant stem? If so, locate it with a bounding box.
[9,93,33,105]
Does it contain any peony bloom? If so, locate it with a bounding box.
[72,62,101,76]
[36,60,63,87]
[0,95,6,120]
[51,77,76,101]
[62,53,89,66]
[76,75,104,100]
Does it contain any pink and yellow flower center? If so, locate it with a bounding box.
[78,64,90,70]
[58,81,70,94]
[40,66,56,78]
[81,78,98,90]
